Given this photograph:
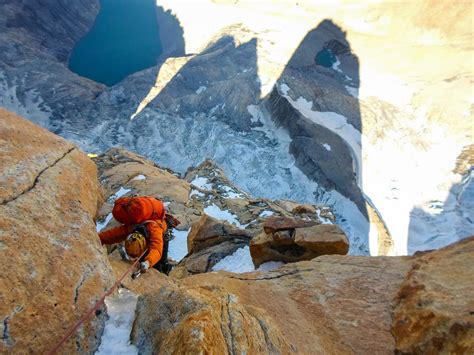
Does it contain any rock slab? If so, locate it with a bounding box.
[392,236,474,353]
[0,109,114,353]
[132,236,474,354]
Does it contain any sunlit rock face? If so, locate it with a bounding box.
[391,236,474,353]
[131,237,474,354]
[0,0,472,256]
[0,109,114,353]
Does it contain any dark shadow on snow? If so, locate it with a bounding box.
[407,146,474,254]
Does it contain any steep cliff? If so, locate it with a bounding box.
[0,109,114,353]
[1,112,472,353]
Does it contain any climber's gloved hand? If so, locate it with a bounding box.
[140,261,149,272]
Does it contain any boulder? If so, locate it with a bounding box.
[251,217,348,267]
[187,214,251,253]
[294,224,349,255]
[0,109,114,353]
[171,215,252,278]
[392,236,474,353]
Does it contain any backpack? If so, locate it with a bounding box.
[112,196,165,225]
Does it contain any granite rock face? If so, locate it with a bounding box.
[132,253,402,354]
[392,236,474,354]
[131,236,474,354]
[0,109,114,353]
[132,280,292,354]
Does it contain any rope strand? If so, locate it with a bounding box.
[48,249,147,354]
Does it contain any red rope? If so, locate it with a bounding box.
[48,250,147,354]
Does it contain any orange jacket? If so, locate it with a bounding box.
[99,220,167,267]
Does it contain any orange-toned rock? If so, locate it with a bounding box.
[133,254,412,354]
[132,237,474,354]
[392,236,474,354]
[0,109,114,353]
[250,222,348,267]
[132,280,292,354]
[294,224,349,255]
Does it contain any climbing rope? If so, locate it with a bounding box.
[48,249,147,354]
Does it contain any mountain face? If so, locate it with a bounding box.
[0,0,472,257]
[1,110,473,353]
[0,109,114,353]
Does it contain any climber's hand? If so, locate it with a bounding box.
[140,261,149,272]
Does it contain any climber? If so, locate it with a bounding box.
[98,195,179,275]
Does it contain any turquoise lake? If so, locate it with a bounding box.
[68,0,162,86]
[315,48,337,68]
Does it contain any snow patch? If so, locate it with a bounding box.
[191,176,212,190]
[279,83,290,95]
[223,191,245,199]
[212,246,255,273]
[345,86,358,98]
[221,185,245,199]
[316,210,333,225]
[110,187,131,201]
[332,57,342,72]
[195,86,207,94]
[96,213,113,232]
[247,104,263,123]
[212,247,284,273]
[168,229,190,262]
[204,204,246,229]
[189,189,205,198]
[323,143,331,151]
[259,210,274,218]
[96,288,138,355]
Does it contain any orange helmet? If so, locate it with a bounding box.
[124,232,147,259]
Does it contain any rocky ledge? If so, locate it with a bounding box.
[131,237,474,354]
